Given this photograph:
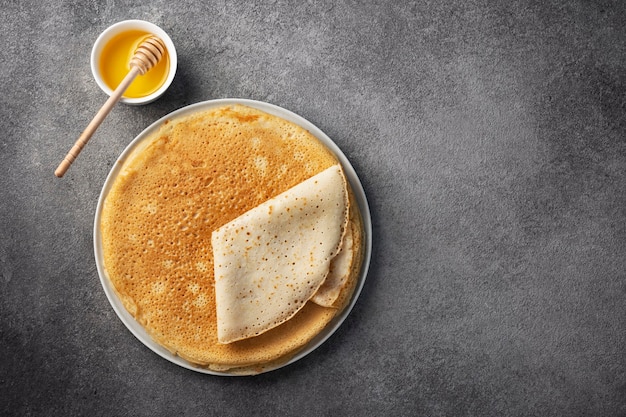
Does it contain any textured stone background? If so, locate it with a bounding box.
[1,1,625,415]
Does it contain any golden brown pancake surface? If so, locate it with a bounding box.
[100,104,363,372]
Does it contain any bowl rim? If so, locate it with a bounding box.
[90,19,177,105]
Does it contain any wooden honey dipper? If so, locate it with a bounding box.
[55,35,166,178]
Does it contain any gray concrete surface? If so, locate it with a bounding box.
[1,0,625,415]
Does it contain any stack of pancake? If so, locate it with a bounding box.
[100,104,364,374]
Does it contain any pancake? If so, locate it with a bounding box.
[311,224,354,308]
[100,104,364,373]
[213,165,349,344]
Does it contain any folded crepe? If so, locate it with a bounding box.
[212,165,349,344]
[311,224,354,307]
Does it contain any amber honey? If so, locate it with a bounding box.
[99,30,169,98]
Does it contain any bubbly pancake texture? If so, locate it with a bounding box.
[100,104,363,373]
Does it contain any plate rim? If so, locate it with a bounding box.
[93,98,372,375]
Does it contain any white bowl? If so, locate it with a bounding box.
[90,20,177,105]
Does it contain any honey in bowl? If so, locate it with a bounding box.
[99,30,169,98]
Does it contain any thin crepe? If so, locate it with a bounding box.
[311,225,354,307]
[212,165,348,344]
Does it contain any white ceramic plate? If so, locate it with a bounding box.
[93,98,372,375]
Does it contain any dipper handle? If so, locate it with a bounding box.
[55,35,166,178]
